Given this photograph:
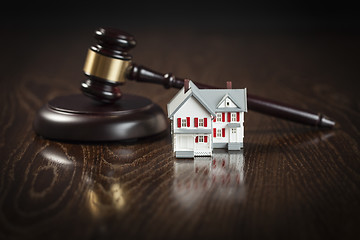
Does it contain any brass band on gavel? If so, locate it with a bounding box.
[83,49,131,83]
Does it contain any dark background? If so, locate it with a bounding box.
[1,2,359,240]
[2,2,359,101]
[3,2,360,33]
[2,2,359,90]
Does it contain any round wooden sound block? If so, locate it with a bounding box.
[33,94,168,142]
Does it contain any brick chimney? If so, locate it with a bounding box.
[184,79,190,93]
[226,81,232,89]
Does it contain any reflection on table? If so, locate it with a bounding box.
[173,149,246,207]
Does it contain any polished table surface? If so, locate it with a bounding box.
[1,18,360,239]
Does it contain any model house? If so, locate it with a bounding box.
[167,80,247,158]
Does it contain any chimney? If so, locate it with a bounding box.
[184,79,190,93]
[226,81,232,89]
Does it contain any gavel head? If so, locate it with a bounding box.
[81,27,136,103]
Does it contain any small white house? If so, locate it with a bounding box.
[167,80,247,158]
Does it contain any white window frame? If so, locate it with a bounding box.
[216,113,222,122]
[181,119,187,127]
[198,135,204,143]
[198,118,204,127]
[217,129,222,137]
[231,113,237,122]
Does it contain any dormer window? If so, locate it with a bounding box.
[226,99,230,107]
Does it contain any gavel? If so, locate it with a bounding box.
[81,27,335,128]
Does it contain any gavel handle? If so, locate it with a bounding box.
[127,63,335,128]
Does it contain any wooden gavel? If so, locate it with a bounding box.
[81,27,335,128]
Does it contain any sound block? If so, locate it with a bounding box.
[33,94,168,142]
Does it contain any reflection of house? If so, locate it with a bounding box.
[167,80,247,158]
[173,150,245,204]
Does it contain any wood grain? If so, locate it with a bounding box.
[0,24,359,240]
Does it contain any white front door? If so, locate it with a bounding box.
[229,128,237,143]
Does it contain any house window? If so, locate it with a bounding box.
[217,129,222,137]
[231,113,237,122]
[181,119,187,127]
[199,118,204,127]
[195,135,208,143]
[216,113,222,122]
[231,128,237,133]
[226,100,230,106]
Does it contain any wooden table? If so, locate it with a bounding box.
[1,18,359,239]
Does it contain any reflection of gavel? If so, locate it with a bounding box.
[81,27,335,128]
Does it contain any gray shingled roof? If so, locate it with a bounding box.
[167,81,247,118]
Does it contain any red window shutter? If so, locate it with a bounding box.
[237,112,240,122]
[177,118,181,128]
[228,112,231,122]
[195,136,198,143]
[194,118,198,127]
[204,136,208,143]
[204,118,207,127]
[222,113,225,122]
[213,116,216,122]
[187,117,190,127]
[222,128,225,137]
[213,128,216,138]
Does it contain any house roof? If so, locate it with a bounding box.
[167,81,247,118]
[216,93,238,108]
